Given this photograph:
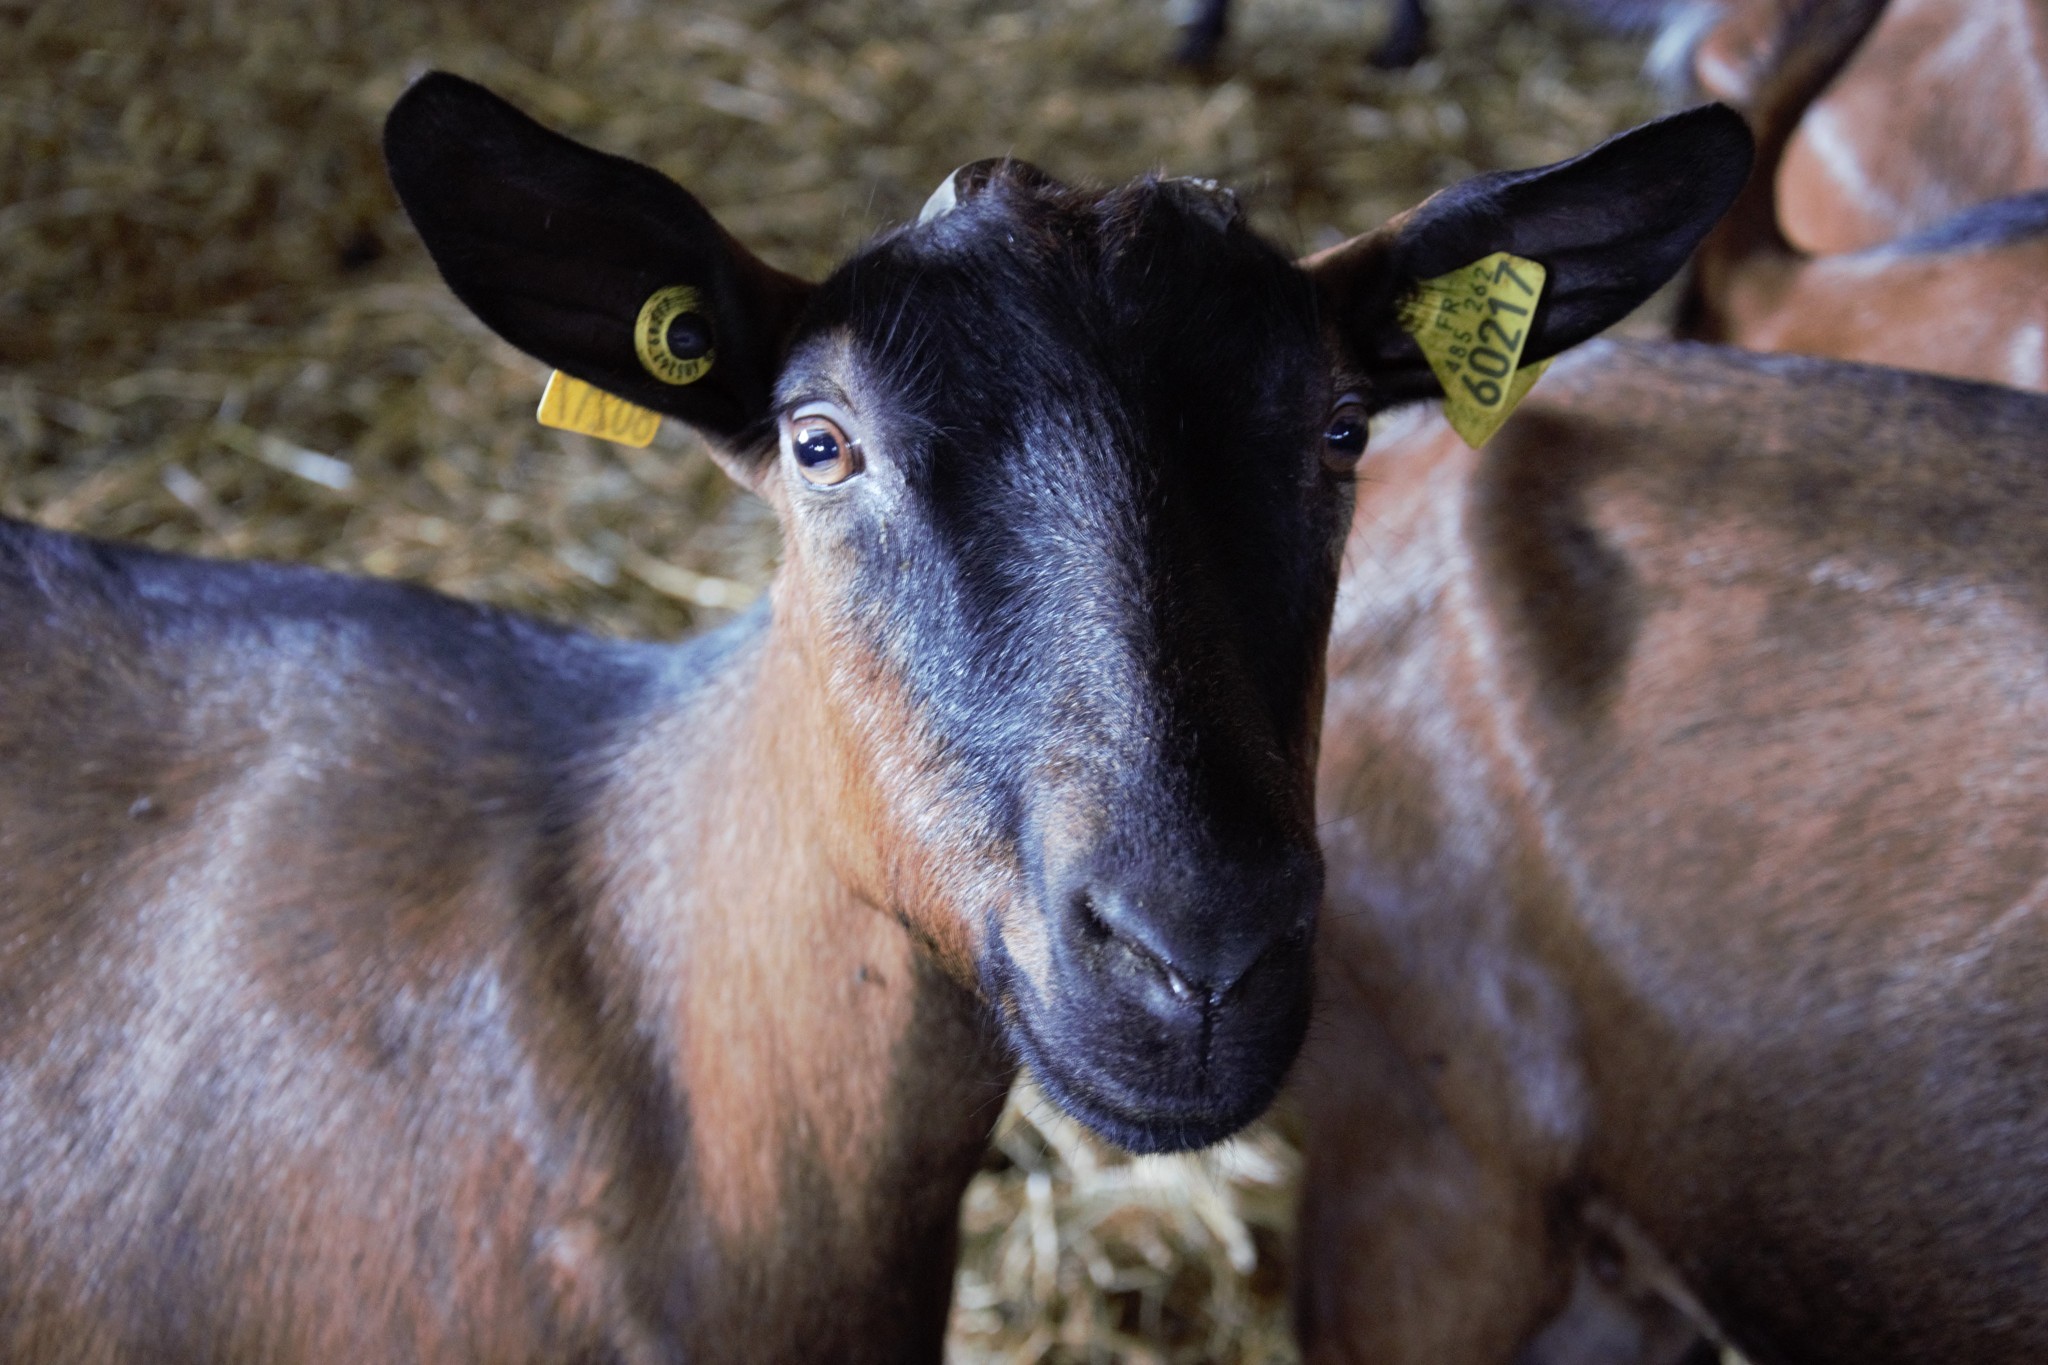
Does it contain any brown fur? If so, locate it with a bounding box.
[1686,0,2048,393]
[1712,240,2048,388]
[1296,339,2048,1364]
[1694,0,2048,255]
[1692,0,1794,105]
[1777,0,2048,254]
[0,551,1010,1362]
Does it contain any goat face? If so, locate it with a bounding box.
[387,74,1752,1153]
[773,165,1339,1152]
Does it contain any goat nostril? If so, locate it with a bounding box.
[1072,885,1206,1007]
[1073,890,1113,945]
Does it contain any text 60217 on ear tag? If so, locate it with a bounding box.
[536,371,662,448]
[1397,252,1551,449]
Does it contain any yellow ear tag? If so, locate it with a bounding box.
[634,284,716,386]
[536,371,662,448]
[1397,252,1551,448]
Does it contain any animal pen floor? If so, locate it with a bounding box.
[1,0,1667,1357]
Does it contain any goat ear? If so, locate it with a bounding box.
[1305,104,1754,410]
[383,72,813,458]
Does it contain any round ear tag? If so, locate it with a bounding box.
[634,285,716,385]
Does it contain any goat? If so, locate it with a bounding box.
[1683,0,2048,392]
[1687,0,2047,252]
[1293,336,2048,1364]
[0,73,1749,1362]
[1761,0,2048,254]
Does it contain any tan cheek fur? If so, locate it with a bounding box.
[577,657,950,1247]
[547,617,1012,1361]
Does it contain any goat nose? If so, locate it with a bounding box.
[1072,884,1203,1006]
[1065,869,1308,1007]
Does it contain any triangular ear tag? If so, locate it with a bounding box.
[536,371,662,448]
[1397,252,1550,448]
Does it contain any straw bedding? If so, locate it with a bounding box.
[1,0,1667,1355]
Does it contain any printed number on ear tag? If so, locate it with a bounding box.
[536,371,662,448]
[1397,252,1551,449]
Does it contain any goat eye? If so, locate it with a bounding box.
[783,407,862,487]
[1322,398,1369,471]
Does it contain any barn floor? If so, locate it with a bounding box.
[1,0,1669,1357]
